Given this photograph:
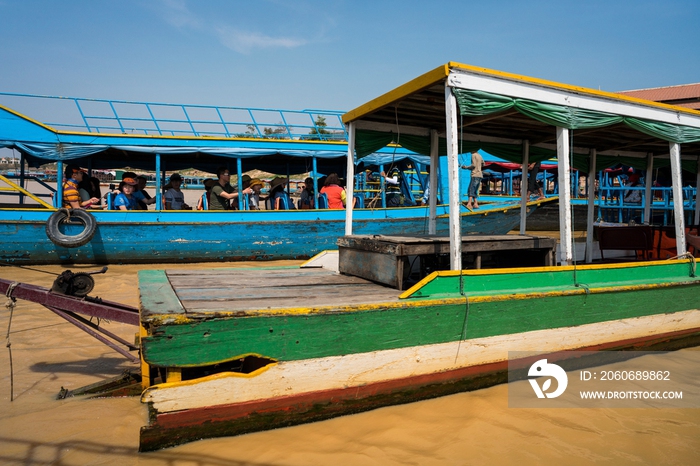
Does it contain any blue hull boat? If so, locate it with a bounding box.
[0,93,544,265]
[0,200,541,265]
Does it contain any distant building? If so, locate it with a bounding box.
[618,83,700,111]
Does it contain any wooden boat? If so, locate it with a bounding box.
[0,197,542,265]
[0,97,541,265]
[135,62,700,450]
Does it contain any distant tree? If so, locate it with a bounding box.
[307,116,330,140]
[263,123,289,139]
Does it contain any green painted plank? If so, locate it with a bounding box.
[141,283,700,367]
[139,270,185,318]
[409,261,698,299]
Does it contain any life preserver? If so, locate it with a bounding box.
[45,208,97,248]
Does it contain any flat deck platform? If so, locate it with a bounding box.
[338,234,557,290]
[140,267,401,322]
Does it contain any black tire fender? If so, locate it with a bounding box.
[45,208,97,248]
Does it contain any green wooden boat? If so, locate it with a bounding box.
[136,61,700,450]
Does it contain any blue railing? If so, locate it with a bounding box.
[0,92,347,141]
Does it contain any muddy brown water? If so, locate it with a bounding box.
[1,261,699,465]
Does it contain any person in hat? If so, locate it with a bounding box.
[164,173,191,210]
[269,176,290,210]
[113,177,140,211]
[380,167,402,207]
[62,164,100,209]
[209,167,253,210]
[320,173,346,209]
[247,178,265,210]
[197,178,217,210]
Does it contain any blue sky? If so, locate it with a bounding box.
[0,0,699,116]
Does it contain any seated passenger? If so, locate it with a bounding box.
[164,173,192,210]
[135,175,153,210]
[77,172,103,209]
[112,171,156,209]
[299,176,315,209]
[320,173,346,209]
[209,167,252,210]
[269,177,291,210]
[247,178,265,210]
[197,179,216,210]
[63,164,100,209]
[624,173,642,204]
[113,177,140,211]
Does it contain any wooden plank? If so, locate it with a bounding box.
[139,270,186,319]
[161,267,401,314]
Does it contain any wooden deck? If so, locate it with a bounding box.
[140,267,401,322]
[338,234,557,290]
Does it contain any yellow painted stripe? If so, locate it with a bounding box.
[0,104,59,132]
[1,103,349,144]
[343,64,450,123]
[343,61,700,123]
[398,259,692,298]
[147,275,696,324]
[141,357,279,396]
[0,175,54,209]
[449,61,700,117]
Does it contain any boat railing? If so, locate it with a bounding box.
[0,174,55,208]
[0,92,347,141]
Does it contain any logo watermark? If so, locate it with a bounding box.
[508,350,700,408]
[527,359,568,399]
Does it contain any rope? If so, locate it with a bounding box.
[0,261,60,276]
[668,252,697,276]
[5,281,18,402]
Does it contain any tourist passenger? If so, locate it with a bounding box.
[624,173,642,204]
[113,177,140,211]
[299,177,315,209]
[526,161,545,200]
[62,165,99,209]
[78,173,102,209]
[135,175,153,210]
[320,173,346,209]
[164,173,192,210]
[462,151,484,210]
[247,178,265,210]
[380,167,402,207]
[269,177,292,210]
[418,166,431,206]
[209,167,252,210]
[197,179,216,210]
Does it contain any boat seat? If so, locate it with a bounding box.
[353,194,364,209]
[106,192,115,210]
[200,192,208,210]
[276,193,292,210]
[598,225,653,261]
[317,193,329,209]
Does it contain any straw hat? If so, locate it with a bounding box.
[248,178,264,189]
[122,177,138,186]
[269,176,286,190]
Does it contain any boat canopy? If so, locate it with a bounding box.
[0,103,426,174]
[342,61,700,268]
[344,63,700,173]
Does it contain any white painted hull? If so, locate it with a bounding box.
[142,309,700,414]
